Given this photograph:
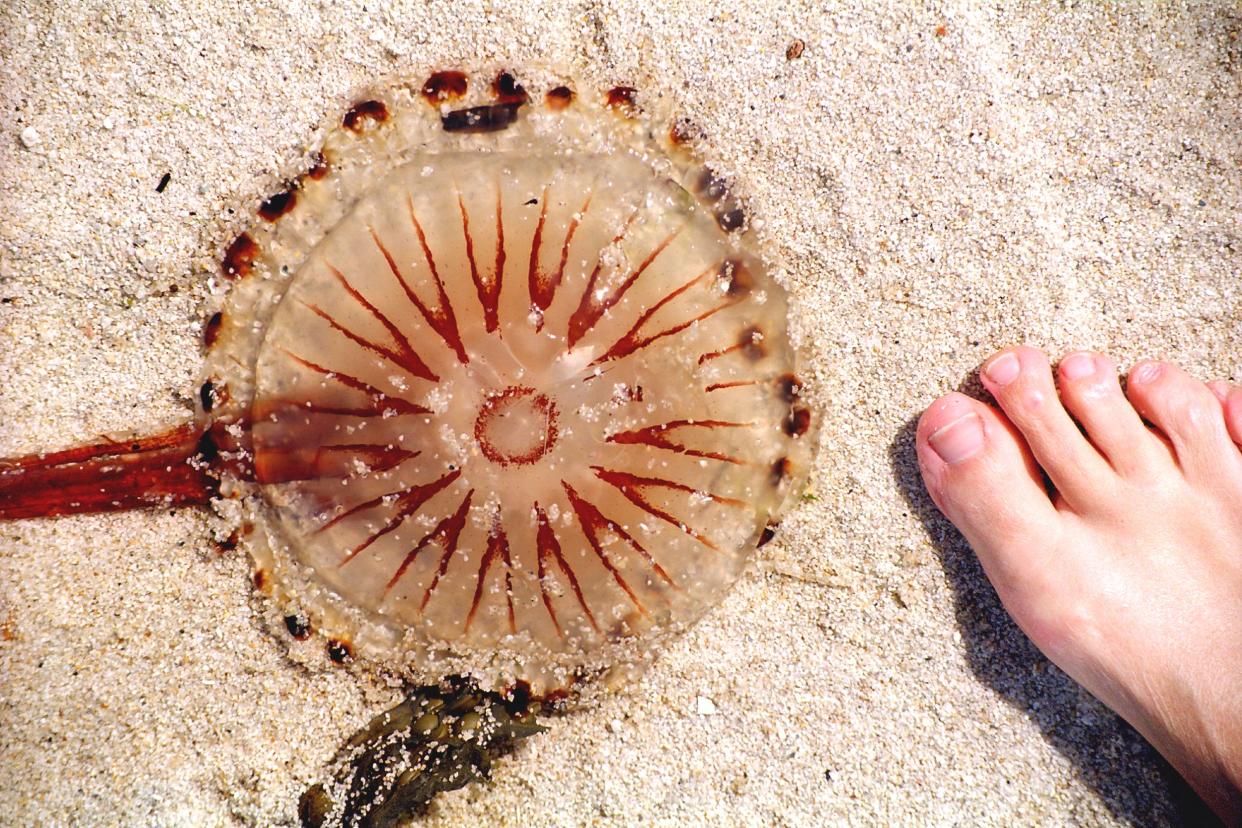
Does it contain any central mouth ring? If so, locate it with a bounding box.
[473,385,560,467]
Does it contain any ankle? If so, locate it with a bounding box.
[1147,700,1242,824]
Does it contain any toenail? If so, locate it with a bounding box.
[1131,362,1162,385]
[927,412,985,464]
[984,352,1021,386]
[1061,352,1096,381]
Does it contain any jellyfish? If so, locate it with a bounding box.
[0,67,817,820]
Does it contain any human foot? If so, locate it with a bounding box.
[915,347,1242,823]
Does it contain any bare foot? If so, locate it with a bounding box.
[915,347,1242,824]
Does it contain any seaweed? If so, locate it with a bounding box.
[299,679,546,827]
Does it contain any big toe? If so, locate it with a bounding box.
[916,392,1059,596]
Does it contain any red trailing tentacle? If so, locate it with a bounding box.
[0,423,217,520]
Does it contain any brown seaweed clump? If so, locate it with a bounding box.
[299,680,545,828]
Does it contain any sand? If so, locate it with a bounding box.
[1,1,1239,825]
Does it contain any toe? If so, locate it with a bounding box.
[1207,380,1231,404]
[979,347,1113,507]
[1224,386,1242,447]
[1125,362,1241,480]
[1207,381,1242,448]
[917,392,1060,594]
[1057,351,1172,476]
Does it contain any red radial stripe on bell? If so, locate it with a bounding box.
[606,419,751,464]
[413,491,475,610]
[593,262,738,365]
[369,219,467,364]
[566,221,681,348]
[255,443,418,485]
[325,469,461,559]
[535,503,595,636]
[465,515,516,634]
[280,350,430,416]
[325,264,437,381]
[705,379,765,393]
[457,190,504,334]
[379,490,472,598]
[563,480,669,599]
[589,466,736,552]
[528,190,591,323]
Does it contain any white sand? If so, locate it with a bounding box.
[1,1,1239,825]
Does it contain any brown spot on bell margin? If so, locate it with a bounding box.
[605,86,638,113]
[342,99,388,131]
[493,71,529,105]
[502,680,534,715]
[739,326,765,361]
[284,614,311,640]
[421,70,468,103]
[546,85,574,110]
[253,569,269,592]
[758,522,780,547]
[195,428,220,467]
[222,233,258,279]
[203,311,224,349]
[199,379,231,413]
[214,527,240,554]
[777,373,803,403]
[305,152,329,181]
[258,186,297,221]
[327,638,354,664]
[669,117,702,146]
[199,380,216,413]
[442,103,522,134]
[717,207,746,232]
[722,259,753,297]
[541,686,572,706]
[696,167,730,201]
[771,457,792,487]
[784,406,812,437]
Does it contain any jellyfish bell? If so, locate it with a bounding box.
[0,68,818,699]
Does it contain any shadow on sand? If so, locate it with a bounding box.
[886,384,1220,828]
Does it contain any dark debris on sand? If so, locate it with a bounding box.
[299,678,546,828]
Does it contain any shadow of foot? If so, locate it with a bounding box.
[888,391,1219,827]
